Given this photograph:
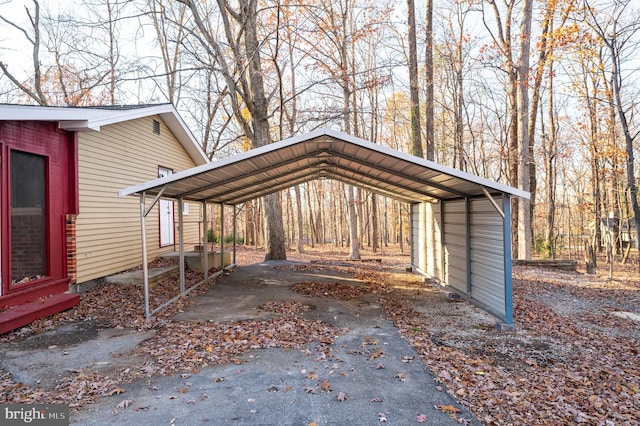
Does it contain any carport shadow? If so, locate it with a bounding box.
[71,261,478,425]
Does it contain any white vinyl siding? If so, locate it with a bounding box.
[76,116,201,283]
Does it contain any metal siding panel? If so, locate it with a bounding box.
[418,203,426,272]
[432,202,442,280]
[443,200,467,294]
[411,203,420,269]
[425,203,434,277]
[469,197,507,321]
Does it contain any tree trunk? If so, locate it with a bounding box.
[408,0,422,158]
[425,0,434,160]
[516,0,533,260]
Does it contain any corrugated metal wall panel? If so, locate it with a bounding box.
[432,203,442,280]
[469,198,506,320]
[411,203,420,269]
[443,200,467,293]
[411,196,510,323]
[425,203,434,278]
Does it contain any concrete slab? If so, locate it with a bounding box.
[104,265,179,287]
[69,261,478,425]
[159,250,232,272]
[0,321,156,389]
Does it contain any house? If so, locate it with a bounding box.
[0,104,208,334]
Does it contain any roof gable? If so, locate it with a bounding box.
[0,104,208,165]
[120,128,529,205]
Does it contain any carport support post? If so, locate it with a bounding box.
[202,201,208,280]
[178,198,185,293]
[140,192,150,318]
[499,194,515,330]
[220,203,225,270]
[466,197,472,295]
[233,205,237,265]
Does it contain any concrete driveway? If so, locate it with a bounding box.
[4,260,478,425]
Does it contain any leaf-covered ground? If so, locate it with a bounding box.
[1,246,639,424]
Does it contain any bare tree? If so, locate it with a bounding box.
[0,0,48,105]
[407,0,422,158]
[583,0,640,263]
[177,0,286,260]
[425,0,434,161]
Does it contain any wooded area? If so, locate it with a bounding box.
[1,0,639,266]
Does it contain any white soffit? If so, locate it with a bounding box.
[119,128,530,205]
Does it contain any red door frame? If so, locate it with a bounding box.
[0,121,78,306]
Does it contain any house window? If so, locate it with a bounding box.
[10,150,47,284]
[153,120,160,135]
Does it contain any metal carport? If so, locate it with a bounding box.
[119,128,529,327]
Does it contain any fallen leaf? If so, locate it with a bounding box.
[435,404,461,414]
[321,380,332,392]
[304,387,317,394]
[378,412,387,422]
[116,399,132,409]
[370,397,383,402]
[177,387,188,394]
[107,388,125,396]
[336,391,347,401]
[308,422,317,426]
[416,413,428,423]
[370,348,385,359]
[376,363,385,369]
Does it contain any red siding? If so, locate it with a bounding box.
[0,121,78,307]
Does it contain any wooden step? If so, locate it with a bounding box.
[0,293,80,335]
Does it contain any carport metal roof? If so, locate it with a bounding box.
[119,128,529,204]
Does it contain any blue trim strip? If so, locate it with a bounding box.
[466,197,472,296]
[503,195,514,325]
